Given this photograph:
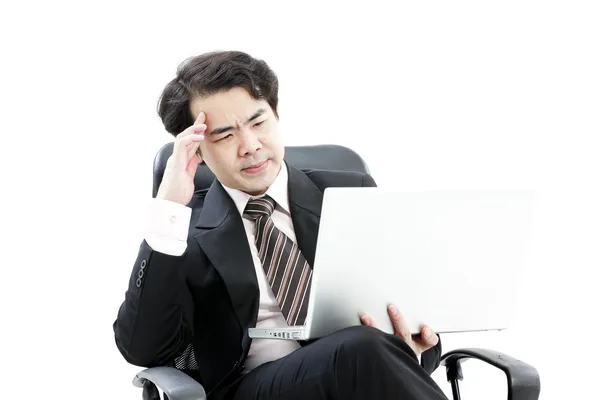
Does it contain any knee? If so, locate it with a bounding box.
[334,325,385,360]
[327,326,390,392]
[332,325,417,368]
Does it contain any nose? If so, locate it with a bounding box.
[238,127,262,157]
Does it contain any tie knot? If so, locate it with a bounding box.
[244,195,276,220]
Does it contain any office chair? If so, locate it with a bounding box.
[131,143,541,400]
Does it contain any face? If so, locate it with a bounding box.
[190,87,284,195]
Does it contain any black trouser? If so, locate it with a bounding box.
[219,325,448,400]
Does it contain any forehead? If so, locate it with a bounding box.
[189,87,269,124]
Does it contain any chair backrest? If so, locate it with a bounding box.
[152,143,371,196]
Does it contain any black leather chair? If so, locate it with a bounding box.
[131,143,541,400]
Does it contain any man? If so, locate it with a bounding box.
[114,50,448,400]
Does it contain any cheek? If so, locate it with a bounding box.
[264,131,284,152]
[204,142,239,169]
[260,126,281,145]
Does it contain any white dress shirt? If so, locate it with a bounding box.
[144,162,301,372]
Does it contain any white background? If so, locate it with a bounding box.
[1,1,598,399]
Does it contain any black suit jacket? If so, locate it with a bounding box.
[113,164,442,396]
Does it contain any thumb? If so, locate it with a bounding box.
[414,326,438,351]
[360,313,376,327]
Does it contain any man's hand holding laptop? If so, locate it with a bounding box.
[360,304,439,357]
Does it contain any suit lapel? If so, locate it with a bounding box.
[193,181,260,332]
[287,165,324,268]
[191,166,324,332]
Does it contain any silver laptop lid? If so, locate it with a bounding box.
[305,188,536,338]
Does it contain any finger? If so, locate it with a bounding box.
[174,124,206,151]
[187,140,202,161]
[186,153,201,176]
[195,111,206,125]
[175,133,204,160]
[360,313,376,327]
[388,305,412,342]
[178,133,204,152]
[413,325,439,351]
[192,123,207,134]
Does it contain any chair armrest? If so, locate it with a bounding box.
[441,348,540,400]
[132,367,207,400]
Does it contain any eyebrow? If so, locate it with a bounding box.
[208,108,267,136]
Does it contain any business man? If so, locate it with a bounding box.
[114,50,448,400]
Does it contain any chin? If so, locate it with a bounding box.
[245,179,273,195]
[244,175,275,195]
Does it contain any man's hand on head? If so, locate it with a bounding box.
[360,304,438,358]
[156,112,206,206]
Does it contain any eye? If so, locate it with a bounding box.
[216,134,233,142]
[254,120,266,127]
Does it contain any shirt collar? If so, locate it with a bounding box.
[222,161,290,218]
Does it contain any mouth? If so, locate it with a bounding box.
[242,159,269,174]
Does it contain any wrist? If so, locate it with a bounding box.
[156,189,182,206]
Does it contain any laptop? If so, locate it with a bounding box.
[248,188,536,341]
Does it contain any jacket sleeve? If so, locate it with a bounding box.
[113,201,195,367]
[421,335,443,374]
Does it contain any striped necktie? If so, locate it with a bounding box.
[244,195,313,326]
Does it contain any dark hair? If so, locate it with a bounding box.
[157,50,279,136]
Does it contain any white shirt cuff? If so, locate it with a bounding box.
[144,198,192,256]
